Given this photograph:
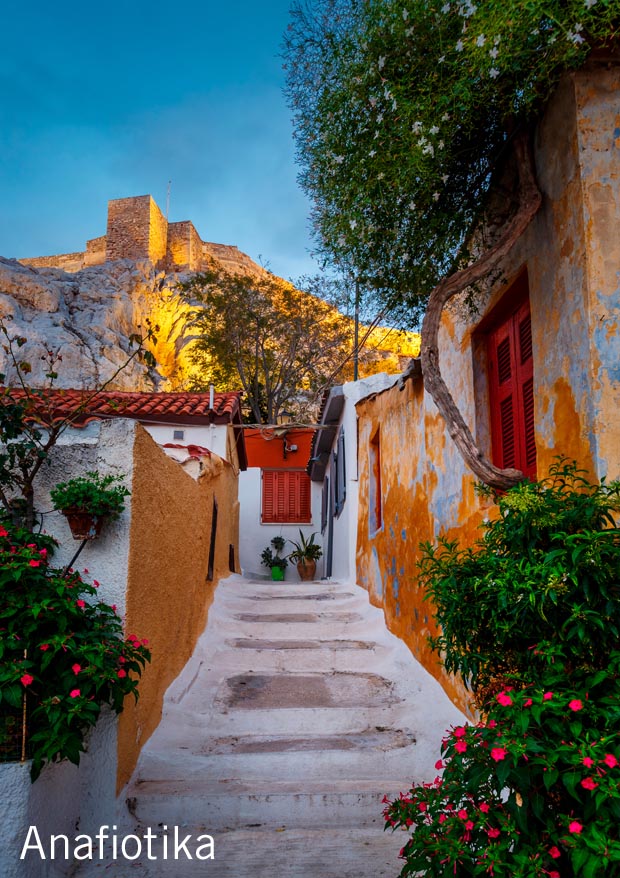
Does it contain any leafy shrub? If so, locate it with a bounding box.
[0,519,150,780]
[421,460,620,694]
[386,461,620,876]
[261,536,288,571]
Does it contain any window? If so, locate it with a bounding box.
[261,469,311,523]
[173,429,185,441]
[334,429,346,517]
[486,293,536,479]
[369,427,382,533]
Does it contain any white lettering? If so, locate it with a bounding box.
[144,827,157,860]
[174,826,193,859]
[96,826,109,859]
[20,826,46,860]
[50,835,69,861]
[195,834,215,860]
[121,835,142,861]
[74,835,93,860]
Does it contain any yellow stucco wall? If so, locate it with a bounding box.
[117,425,240,790]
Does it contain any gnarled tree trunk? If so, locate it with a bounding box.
[420,130,542,490]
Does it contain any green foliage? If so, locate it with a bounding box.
[50,471,130,520]
[284,0,619,321]
[261,536,289,570]
[0,519,150,780]
[287,529,323,563]
[386,461,620,876]
[178,267,353,423]
[385,655,620,877]
[422,460,620,693]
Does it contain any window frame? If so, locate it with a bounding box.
[261,468,312,524]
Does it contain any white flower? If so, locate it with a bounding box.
[402,252,410,261]
[422,143,434,156]
[411,120,422,133]
[429,125,440,135]
[442,2,450,12]
[378,172,385,180]
[439,55,445,63]
[417,136,428,147]
[476,34,486,47]
[402,8,409,20]
[378,56,386,70]
[338,235,346,247]
[333,155,345,164]
[493,35,501,45]
[408,201,416,210]
[377,114,384,123]
[406,28,414,37]
[455,39,464,51]
[369,149,376,157]
[585,0,598,7]
[442,174,450,183]
[489,67,500,78]
[392,99,398,111]
[438,140,445,149]
[349,219,357,229]
[441,112,450,121]
[567,28,584,45]
[489,46,499,59]
[369,96,377,107]
[548,32,558,44]
[433,192,440,201]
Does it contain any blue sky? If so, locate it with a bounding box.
[0,0,318,280]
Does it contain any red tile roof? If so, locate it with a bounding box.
[1,389,243,426]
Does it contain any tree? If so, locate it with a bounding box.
[284,0,618,487]
[0,318,157,528]
[178,267,353,423]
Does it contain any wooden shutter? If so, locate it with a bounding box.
[487,298,536,479]
[261,470,311,523]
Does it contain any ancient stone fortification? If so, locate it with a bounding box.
[20,194,259,274]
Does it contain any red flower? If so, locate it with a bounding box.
[543,692,554,701]
[524,698,533,707]
[29,559,41,567]
[487,828,500,838]
[39,644,50,652]
[438,813,447,824]
[111,604,117,612]
[20,674,34,686]
[568,821,583,834]
[496,692,513,707]
[0,526,8,537]
[93,580,100,588]
[604,754,618,768]
[76,600,86,609]
[455,740,467,754]
[581,777,598,790]
[549,847,561,859]
[435,759,444,770]
[479,803,490,813]
[141,638,149,646]
[582,756,594,768]
[71,663,81,675]
[568,699,583,712]
[457,809,468,820]
[549,872,560,878]
[453,726,467,738]
[465,820,474,831]
[69,689,81,698]
[487,720,497,729]
[491,747,507,762]
[117,669,127,679]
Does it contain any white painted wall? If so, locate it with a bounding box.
[144,423,229,461]
[0,419,137,878]
[238,468,323,579]
[320,373,400,583]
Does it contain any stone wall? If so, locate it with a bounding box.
[20,252,86,272]
[105,195,168,265]
[84,235,106,266]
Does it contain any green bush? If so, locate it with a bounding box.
[386,461,620,876]
[50,471,130,519]
[0,519,150,780]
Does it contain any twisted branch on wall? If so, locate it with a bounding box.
[420,130,543,490]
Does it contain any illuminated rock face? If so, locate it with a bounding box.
[0,256,199,391]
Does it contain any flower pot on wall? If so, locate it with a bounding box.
[297,559,316,581]
[62,509,105,541]
[271,566,285,581]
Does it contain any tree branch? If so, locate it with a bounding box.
[420,130,542,490]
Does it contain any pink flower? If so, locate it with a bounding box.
[29,559,41,567]
[491,747,507,762]
[76,599,85,609]
[455,740,467,754]
[438,813,447,824]
[457,809,468,820]
[581,777,598,790]
[568,699,583,712]
[487,828,500,839]
[127,633,138,642]
[549,846,561,859]
[479,803,490,813]
[117,669,127,679]
[39,644,50,652]
[71,663,81,675]
[141,638,149,646]
[20,674,34,686]
[524,698,532,707]
[549,872,560,878]
[83,568,89,574]
[111,604,117,612]
[543,692,554,701]
[487,720,497,729]
[39,548,47,557]
[93,580,100,588]
[435,759,444,770]
[604,754,618,768]
[453,726,467,738]
[582,756,594,768]
[0,526,8,537]
[465,820,474,831]
[568,821,583,834]
[496,692,513,707]
[69,689,81,698]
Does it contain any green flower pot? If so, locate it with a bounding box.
[271,566,285,581]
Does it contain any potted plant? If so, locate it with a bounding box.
[260,536,288,581]
[288,530,322,581]
[50,471,130,541]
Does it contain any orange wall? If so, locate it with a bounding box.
[245,428,315,469]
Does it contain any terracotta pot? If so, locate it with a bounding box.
[296,559,316,581]
[62,508,105,541]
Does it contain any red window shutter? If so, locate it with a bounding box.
[261,470,311,523]
[487,297,536,479]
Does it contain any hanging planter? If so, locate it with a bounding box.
[50,471,129,542]
[61,508,106,541]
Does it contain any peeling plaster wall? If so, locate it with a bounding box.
[117,425,240,790]
[355,67,620,715]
